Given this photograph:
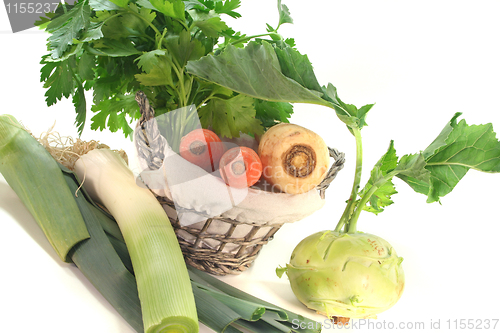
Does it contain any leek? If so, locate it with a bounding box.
[70,148,198,333]
[61,165,144,332]
[0,115,89,262]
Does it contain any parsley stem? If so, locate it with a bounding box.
[158,28,168,50]
[102,12,123,25]
[334,127,363,233]
[228,33,276,46]
[196,91,216,110]
[127,9,161,36]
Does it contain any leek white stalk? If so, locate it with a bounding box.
[73,148,198,333]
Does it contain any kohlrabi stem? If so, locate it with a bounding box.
[334,127,363,233]
[347,171,397,233]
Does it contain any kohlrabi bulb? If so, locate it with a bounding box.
[278,231,405,319]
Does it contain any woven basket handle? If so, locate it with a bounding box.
[135,91,166,170]
[317,147,345,199]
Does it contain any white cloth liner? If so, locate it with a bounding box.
[134,124,325,253]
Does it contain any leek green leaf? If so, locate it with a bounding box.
[191,285,241,332]
[0,115,90,262]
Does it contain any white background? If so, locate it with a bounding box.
[1,0,500,332]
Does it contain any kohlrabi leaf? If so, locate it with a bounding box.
[322,83,374,131]
[273,45,323,93]
[359,141,398,214]
[277,0,293,28]
[422,113,461,159]
[397,113,500,203]
[395,153,430,180]
[360,142,432,214]
[186,41,332,107]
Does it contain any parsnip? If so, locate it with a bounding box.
[258,123,330,194]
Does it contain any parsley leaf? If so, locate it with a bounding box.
[40,59,75,106]
[214,0,241,19]
[254,99,293,129]
[40,0,301,139]
[135,54,174,87]
[46,1,91,59]
[90,93,139,138]
[199,94,263,138]
[149,0,186,20]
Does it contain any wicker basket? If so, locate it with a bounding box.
[134,92,345,275]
